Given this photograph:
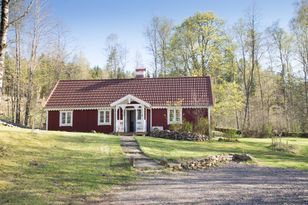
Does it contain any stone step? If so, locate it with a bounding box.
[125,153,150,160]
[120,135,164,171]
[133,159,164,170]
[120,142,139,146]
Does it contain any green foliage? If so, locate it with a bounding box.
[182,120,193,132]
[270,137,298,154]
[169,120,193,133]
[193,117,209,136]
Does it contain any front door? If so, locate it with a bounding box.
[126,110,136,132]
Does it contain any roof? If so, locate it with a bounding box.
[45,76,214,109]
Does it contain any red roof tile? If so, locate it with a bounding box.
[45,76,214,109]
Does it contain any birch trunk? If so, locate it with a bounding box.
[0,0,9,101]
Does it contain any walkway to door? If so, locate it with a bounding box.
[120,136,163,170]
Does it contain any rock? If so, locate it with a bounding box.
[232,154,253,162]
[149,129,209,141]
[177,153,253,171]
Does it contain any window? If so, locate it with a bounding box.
[137,109,142,120]
[59,111,73,126]
[98,109,111,125]
[168,107,182,124]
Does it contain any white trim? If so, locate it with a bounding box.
[45,107,107,111]
[167,107,182,125]
[59,111,73,127]
[152,105,210,109]
[98,109,112,125]
[46,110,48,130]
[110,94,151,108]
[44,81,59,107]
[45,105,212,111]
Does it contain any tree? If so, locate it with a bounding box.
[104,34,127,79]
[171,12,230,80]
[24,0,49,126]
[266,22,294,131]
[0,0,33,102]
[233,5,261,131]
[90,65,102,79]
[144,16,173,77]
[291,0,308,131]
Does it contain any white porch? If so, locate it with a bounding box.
[111,95,151,133]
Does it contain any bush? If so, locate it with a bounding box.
[169,124,182,132]
[169,120,193,133]
[193,117,209,136]
[181,120,193,132]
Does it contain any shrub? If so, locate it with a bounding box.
[169,120,193,133]
[169,124,182,132]
[193,117,209,136]
[181,120,193,132]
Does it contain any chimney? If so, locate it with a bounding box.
[135,68,146,79]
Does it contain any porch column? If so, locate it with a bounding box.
[208,107,211,139]
[115,105,118,132]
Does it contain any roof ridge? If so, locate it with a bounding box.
[58,76,211,82]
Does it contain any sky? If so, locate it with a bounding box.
[50,0,296,72]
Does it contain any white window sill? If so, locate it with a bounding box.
[98,123,111,126]
[59,124,73,127]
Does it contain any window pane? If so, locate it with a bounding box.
[61,112,66,124]
[137,109,142,120]
[170,109,174,122]
[100,111,105,123]
[176,109,181,122]
[67,112,71,124]
[105,111,110,123]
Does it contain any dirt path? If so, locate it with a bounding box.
[94,163,308,205]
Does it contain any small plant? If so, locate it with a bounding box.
[270,135,297,154]
[193,117,209,136]
[169,120,193,133]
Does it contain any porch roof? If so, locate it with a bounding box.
[45,76,213,109]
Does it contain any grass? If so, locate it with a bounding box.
[0,125,135,204]
[136,136,308,170]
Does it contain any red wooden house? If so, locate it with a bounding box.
[45,68,214,134]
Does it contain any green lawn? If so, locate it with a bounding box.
[136,136,308,170]
[0,125,135,205]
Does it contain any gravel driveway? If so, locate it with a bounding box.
[95,163,308,205]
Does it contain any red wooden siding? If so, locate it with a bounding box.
[48,110,114,133]
[151,108,208,130]
[48,107,209,133]
[151,109,168,130]
[182,108,208,124]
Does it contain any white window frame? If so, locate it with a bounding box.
[59,111,73,127]
[167,107,182,124]
[98,108,111,125]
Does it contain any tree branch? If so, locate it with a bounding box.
[8,0,35,26]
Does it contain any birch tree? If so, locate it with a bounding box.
[0,0,33,102]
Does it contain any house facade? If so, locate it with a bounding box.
[45,68,214,134]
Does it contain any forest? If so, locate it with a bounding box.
[0,0,307,135]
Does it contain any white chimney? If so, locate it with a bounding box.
[135,68,146,79]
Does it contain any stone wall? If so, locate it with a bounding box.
[168,153,253,171]
[149,129,208,141]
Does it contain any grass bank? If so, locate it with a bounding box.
[136,136,308,170]
[0,125,135,204]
